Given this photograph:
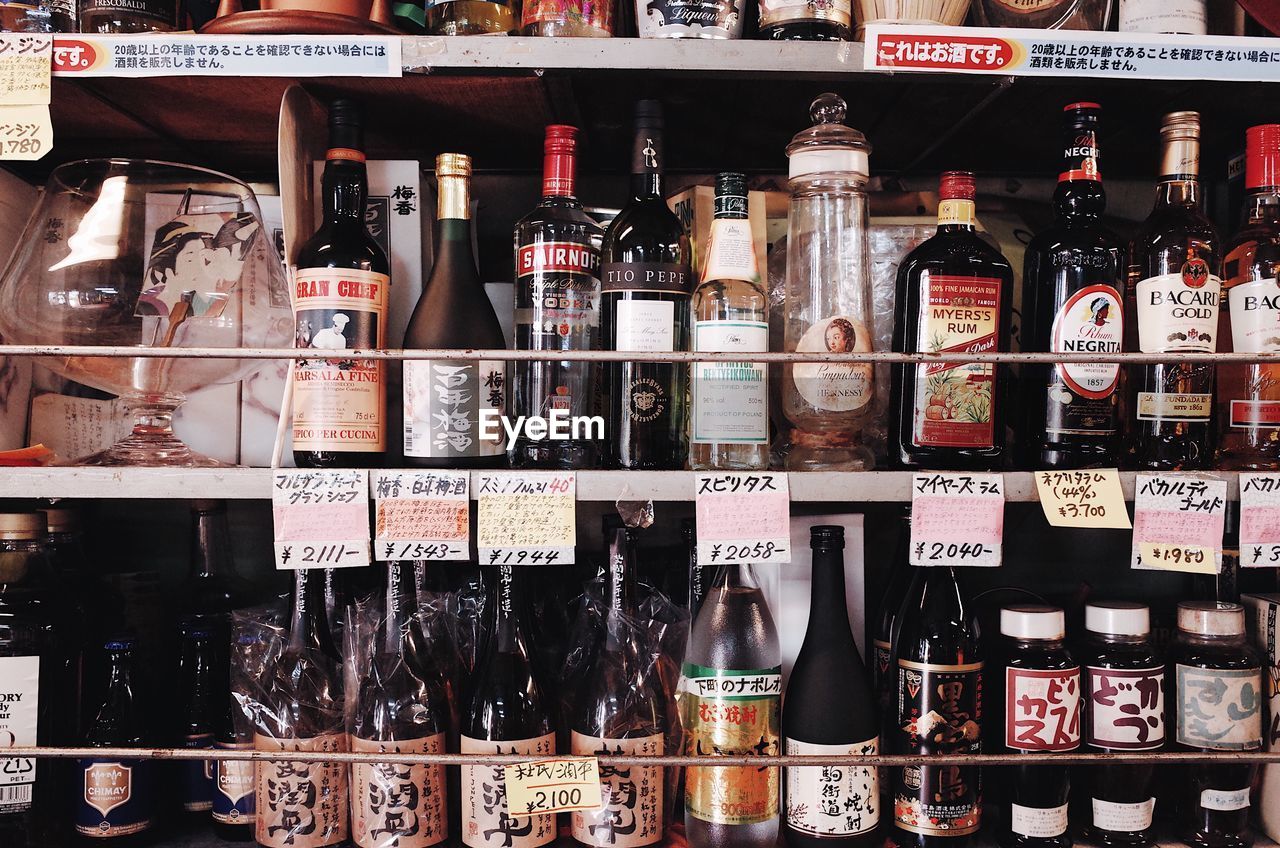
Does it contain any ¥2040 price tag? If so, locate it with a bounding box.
[1131,473,1225,574]
[1035,469,1131,529]
[504,757,601,815]
[272,469,370,570]
[694,472,791,566]
[477,472,575,566]
[1239,473,1280,567]
[371,470,469,562]
[910,473,1004,567]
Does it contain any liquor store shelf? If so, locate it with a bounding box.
[0,468,1237,501]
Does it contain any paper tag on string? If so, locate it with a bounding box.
[694,472,791,566]
[1035,469,1131,529]
[477,472,575,566]
[371,470,469,562]
[0,104,50,160]
[910,473,1004,567]
[1238,473,1280,567]
[1131,473,1225,573]
[272,469,370,569]
[504,758,602,816]
[0,34,51,105]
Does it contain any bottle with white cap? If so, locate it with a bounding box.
[1169,601,1263,848]
[1078,601,1164,848]
[991,605,1079,848]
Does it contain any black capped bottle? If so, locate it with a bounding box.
[178,624,218,820]
[783,526,879,848]
[292,100,391,469]
[183,500,250,620]
[872,509,912,714]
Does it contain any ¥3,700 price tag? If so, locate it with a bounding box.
[1239,473,1280,567]
[1131,473,1225,574]
[910,473,1004,567]
[477,472,575,566]
[504,757,601,815]
[1035,469,1131,529]
[272,469,370,569]
[694,472,791,566]
[371,470,469,562]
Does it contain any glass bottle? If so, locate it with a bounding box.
[1,0,74,32]
[634,0,744,37]
[1078,602,1164,848]
[872,510,912,715]
[683,564,781,848]
[512,124,605,470]
[684,517,713,627]
[758,0,850,39]
[178,624,218,820]
[1216,124,1280,469]
[691,171,770,471]
[1125,111,1221,470]
[521,0,612,34]
[78,0,173,32]
[782,93,876,471]
[1168,602,1262,848]
[213,672,255,842]
[1119,0,1206,33]
[424,0,517,32]
[184,500,250,621]
[973,0,1111,28]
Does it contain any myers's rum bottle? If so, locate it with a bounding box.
[1125,111,1221,470]
[1216,123,1280,469]
[292,100,391,470]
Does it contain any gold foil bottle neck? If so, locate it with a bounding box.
[436,153,472,220]
[436,153,472,178]
[1159,111,1201,178]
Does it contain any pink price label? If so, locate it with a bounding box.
[694,473,791,566]
[272,501,368,544]
[909,494,1004,567]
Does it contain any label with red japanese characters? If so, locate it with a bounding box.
[1131,474,1226,573]
[371,470,469,562]
[1238,473,1280,567]
[460,734,556,848]
[784,737,879,837]
[909,473,1004,568]
[1175,665,1264,751]
[570,733,663,848]
[254,733,349,848]
[1005,668,1081,752]
[351,734,447,848]
[1085,666,1165,750]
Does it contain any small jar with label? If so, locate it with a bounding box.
[1079,601,1164,848]
[1168,601,1263,848]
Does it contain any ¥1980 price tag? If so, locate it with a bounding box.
[272,469,370,570]
[1239,473,1280,567]
[504,757,602,815]
[1131,473,1225,574]
[1139,542,1214,572]
[477,472,576,566]
[910,473,1004,568]
[371,470,469,562]
[694,472,791,566]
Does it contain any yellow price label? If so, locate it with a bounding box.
[504,757,601,815]
[1138,542,1217,574]
[0,103,50,161]
[1035,469,1131,529]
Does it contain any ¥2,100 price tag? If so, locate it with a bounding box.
[371,470,469,562]
[1239,473,1280,567]
[504,757,601,816]
[272,469,370,570]
[477,472,575,566]
[910,473,1004,567]
[694,472,791,566]
[1035,469,1131,529]
[1131,473,1225,574]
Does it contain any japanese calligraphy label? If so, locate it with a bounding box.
[1175,665,1264,751]
[570,733,663,848]
[403,360,506,461]
[476,472,575,566]
[1239,473,1280,567]
[503,757,601,816]
[1035,469,1131,529]
[0,103,50,161]
[0,656,37,814]
[1085,666,1165,750]
[694,472,791,566]
[351,734,447,848]
[254,733,349,848]
[1131,474,1226,573]
[460,734,556,848]
[1005,668,1081,752]
[784,737,879,837]
[272,470,371,570]
[0,34,50,105]
[909,473,1004,568]
[371,470,469,562]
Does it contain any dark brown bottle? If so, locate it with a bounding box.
[178,624,218,821]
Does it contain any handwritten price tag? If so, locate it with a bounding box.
[1239,474,1280,568]
[910,473,1004,568]
[371,470,469,562]
[694,472,791,566]
[477,472,575,566]
[1131,473,1226,573]
[0,34,51,105]
[1035,469,1131,529]
[504,757,601,815]
[272,469,370,570]
[0,103,49,161]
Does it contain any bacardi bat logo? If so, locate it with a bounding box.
[1182,257,1210,289]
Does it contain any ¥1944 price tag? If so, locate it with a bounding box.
[1239,473,1280,567]
[504,757,601,816]
[694,472,791,566]
[272,469,370,570]
[910,473,1004,568]
[477,472,575,566]
[1131,473,1225,574]
[1035,469,1131,529]
[371,470,469,562]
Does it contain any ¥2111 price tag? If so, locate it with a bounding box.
[272,469,370,570]
[694,472,791,566]
[1131,474,1226,574]
[1035,469,1131,529]
[371,470,469,562]
[910,473,1004,567]
[1238,473,1280,567]
[504,757,602,816]
[477,472,575,566]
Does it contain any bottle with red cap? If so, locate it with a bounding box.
[1216,123,1280,469]
[512,125,605,469]
[889,169,1014,470]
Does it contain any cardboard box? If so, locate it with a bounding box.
[667,185,770,280]
[1243,593,1280,842]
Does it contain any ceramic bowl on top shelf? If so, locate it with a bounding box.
[0,159,293,467]
[854,0,972,39]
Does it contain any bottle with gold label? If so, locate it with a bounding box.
[291,99,391,470]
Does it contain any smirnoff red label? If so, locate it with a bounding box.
[517,242,601,277]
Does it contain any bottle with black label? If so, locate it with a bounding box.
[178,623,217,821]
[213,668,254,842]
[601,100,693,470]
[872,509,912,715]
[79,0,175,32]
[634,0,744,38]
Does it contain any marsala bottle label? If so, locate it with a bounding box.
[212,741,255,826]
[758,0,849,25]
[793,316,874,413]
[1004,667,1082,752]
[351,733,448,848]
[1085,666,1165,750]
[784,737,879,836]
[1047,284,1122,436]
[292,267,389,453]
[403,361,506,458]
[0,655,37,814]
[75,759,154,837]
[460,733,556,848]
[570,731,664,847]
[254,733,350,848]
[1226,272,1280,428]
[1174,665,1263,750]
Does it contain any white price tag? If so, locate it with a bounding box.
[910,473,1004,567]
[272,469,370,570]
[0,33,51,105]
[1131,473,1226,573]
[476,472,575,566]
[371,470,469,562]
[1239,473,1280,567]
[694,472,791,566]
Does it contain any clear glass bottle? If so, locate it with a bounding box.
[424,0,517,33]
[635,0,744,37]
[521,0,612,35]
[782,93,876,471]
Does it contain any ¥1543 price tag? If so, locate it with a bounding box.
[477,472,575,566]
[910,473,1004,567]
[272,469,370,570]
[1239,473,1280,567]
[1131,473,1226,574]
[694,472,791,566]
[371,470,469,562]
[1035,469,1131,529]
[504,757,602,816]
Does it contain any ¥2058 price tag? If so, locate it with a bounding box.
[910,473,1004,567]
[1239,473,1280,567]
[371,470,469,562]
[504,757,601,815]
[272,469,370,570]
[477,472,575,566]
[694,472,791,566]
[1035,469,1131,529]
[1131,473,1225,574]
